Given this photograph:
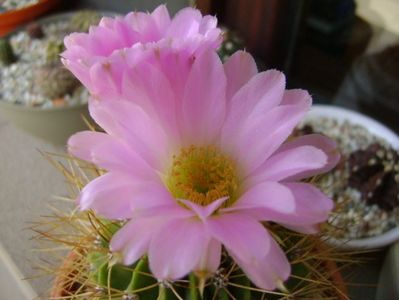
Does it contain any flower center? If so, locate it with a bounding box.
[166,145,240,207]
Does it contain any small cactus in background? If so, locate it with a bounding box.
[34,63,79,99]
[69,10,101,33]
[0,38,17,66]
[45,39,65,63]
[26,22,44,39]
[218,27,245,62]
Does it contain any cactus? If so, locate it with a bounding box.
[0,38,17,66]
[34,63,79,99]
[49,217,346,300]
[37,156,351,300]
[45,40,65,63]
[69,10,101,33]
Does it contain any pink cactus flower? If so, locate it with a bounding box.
[62,5,222,93]
[68,50,339,290]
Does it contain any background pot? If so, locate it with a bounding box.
[0,101,89,145]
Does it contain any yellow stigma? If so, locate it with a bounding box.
[166,145,240,207]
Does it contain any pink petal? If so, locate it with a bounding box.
[282,182,333,223]
[222,95,311,174]
[178,197,228,221]
[61,57,94,91]
[226,182,296,214]
[89,60,124,97]
[78,172,135,219]
[124,11,161,42]
[62,5,222,94]
[110,216,165,265]
[227,182,333,229]
[229,237,290,290]
[134,203,195,220]
[128,183,176,211]
[224,50,258,101]
[77,174,173,219]
[87,25,128,56]
[166,7,202,38]
[280,88,309,106]
[69,130,154,179]
[224,70,285,125]
[207,213,270,265]
[121,61,181,141]
[79,133,156,180]
[247,145,327,185]
[111,202,192,265]
[277,134,340,181]
[198,15,218,34]
[68,131,110,162]
[195,238,221,275]
[151,5,171,32]
[149,218,208,280]
[207,212,290,289]
[181,51,226,143]
[88,100,171,170]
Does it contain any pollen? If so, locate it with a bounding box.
[166,145,240,207]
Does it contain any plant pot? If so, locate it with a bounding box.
[0,0,60,37]
[0,101,89,145]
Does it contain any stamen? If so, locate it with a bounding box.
[166,145,240,207]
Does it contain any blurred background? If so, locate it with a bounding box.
[0,0,398,299]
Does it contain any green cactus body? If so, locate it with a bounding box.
[46,40,65,64]
[0,39,17,66]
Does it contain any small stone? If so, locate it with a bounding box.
[26,22,44,39]
[52,97,65,107]
[385,164,393,172]
[377,150,385,158]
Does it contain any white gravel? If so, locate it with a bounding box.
[0,20,88,108]
[1,0,39,11]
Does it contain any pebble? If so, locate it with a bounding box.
[300,117,399,239]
